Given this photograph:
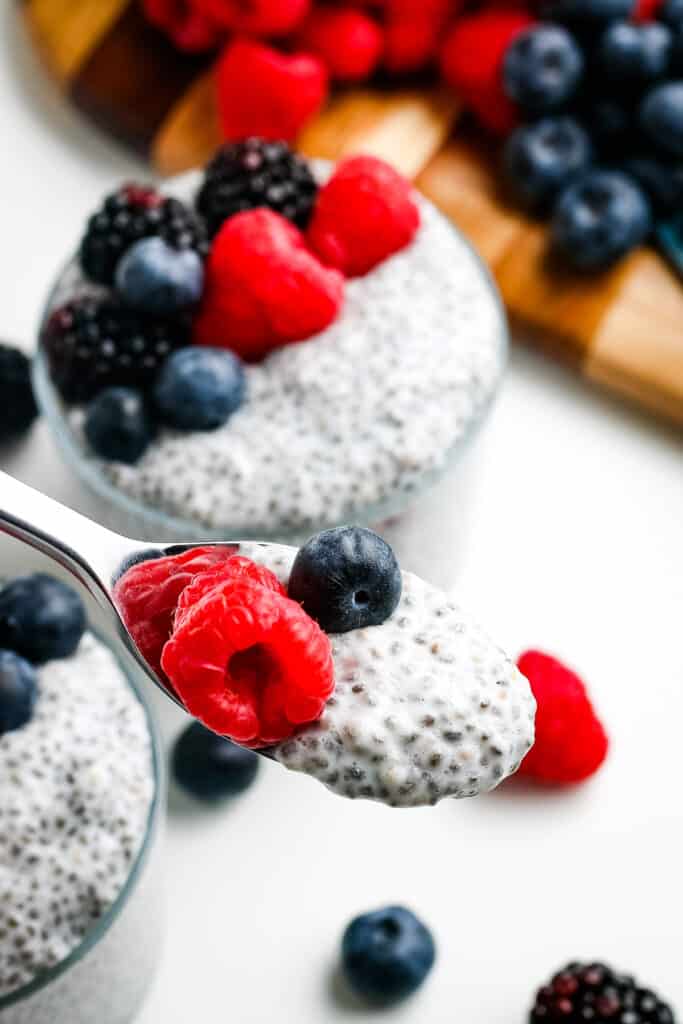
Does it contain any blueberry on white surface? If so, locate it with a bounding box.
[551,170,651,270]
[288,526,402,634]
[153,347,246,432]
[115,237,204,315]
[341,906,436,1004]
[503,117,592,212]
[85,386,155,464]
[639,81,683,155]
[172,721,259,801]
[0,344,38,441]
[0,650,38,734]
[503,25,584,112]
[0,575,86,665]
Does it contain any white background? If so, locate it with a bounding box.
[1,4,682,1020]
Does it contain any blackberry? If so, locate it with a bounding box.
[530,962,675,1023]
[79,184,208,286]
[0,344,38,440]
[196,138,318,238]
[42,297,191,404]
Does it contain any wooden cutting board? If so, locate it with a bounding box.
[20,0,683,426]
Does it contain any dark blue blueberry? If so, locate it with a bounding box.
[172,721,259,801]
[596,22,671,89]
[503,117,592,212]
[551,170,651,270]
[115,237,204,315]
[503,26,584,113]
[288,526,402,634]
[84,387,154,464]
[0,650,38,735]
[341,906,436,1004]
[622,154,683,213]
[0,575,86,664]
[659,0,683,27]
[539,0,634,24]
[153,347,246,432]
[0,344,38,441]
[639,81,683,155]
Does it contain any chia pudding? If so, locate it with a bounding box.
[37,167,506,542]
[0,632,162,1023]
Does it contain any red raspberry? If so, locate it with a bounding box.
[193,0,311,35]
[174,556,285,630]
[440,11,534,135]
[633,0,663,18]
[142,0,225,52]
[161,578,335,746]
[193,208,345,361]
[297,8,383,82]
[113,546,237,679]
[383,0,457,73]
[307,155,420,277]
[217,37,328,143]
[517,650,609,785]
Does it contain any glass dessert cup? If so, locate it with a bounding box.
[0,640,165,1024]
[34,172,508,545]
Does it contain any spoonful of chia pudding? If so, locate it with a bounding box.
[0,470,535,807]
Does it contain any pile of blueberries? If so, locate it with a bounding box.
[500,0,683,270]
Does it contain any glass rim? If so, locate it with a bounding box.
[0,632,165,1011]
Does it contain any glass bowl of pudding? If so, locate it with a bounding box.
[33,153,508,545]
[0,597,165,1024]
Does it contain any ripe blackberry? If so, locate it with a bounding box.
[42,298,191,404]
[196,139,318,238]
[0,344,38,440]
[79,184,208,286]
[530,962,675,1023]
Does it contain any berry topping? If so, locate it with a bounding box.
[192,0,311,36]
[193,208,344,362]
[623,154,683,213]
[173,555,285,630]
[217,38,328,144]
[503,25,584,114]
[160,568,335,746]
[529,962,675,1023]
[288,526,402,634]
[341,906,436,1004]
[173,720,260,800]
[0,344,38,441]
[0,650,38,735]
[196,138,318,238]
[384,0,455,73]
[79,185,207,287]
[297,8,383,82]
[153,346,245,431]
[0,575,86,665]
[502,117,592,212]
[115,237,204,315]
[42,297,191,404]
[596,21,672,90]
[113,545,237,679]
[517,650,609,785]
[639,80,683,155]
[84,387,155,464]
[307,156,420,277]
[142,0,225,51]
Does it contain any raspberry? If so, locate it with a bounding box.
[383,0,456,73]
[217,38,328,143]
[161,577,335,746]
[297,8,383,82]
[142,0,225,52]
[530,962,675,1024]
[440,12,535,135]
[307,155,420,277]
[516,650,609,785]
[633,0,663,18]
[193,209,345,362]
[113,545,238,680]
[192,0,311,36]
[174,556,285,630]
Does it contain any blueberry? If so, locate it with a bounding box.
[551,170,651,270]
[0,575,86,664]
[639,81,683,155]
[503,117,592,212]
[596,22,672,89]
[288,526,402,634]
[172,722,259,801]
[0,650,38,734]
[84,387,154,464]
[153,347,246,432]
[0,344,38,442]
[623,154,683,213]
[503,26,584,113]
[115,237,204,315]
[341,906,436,1004]
[539,0,634,24]
[659,0,683,27]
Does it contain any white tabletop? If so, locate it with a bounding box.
[1,6,682,1021]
